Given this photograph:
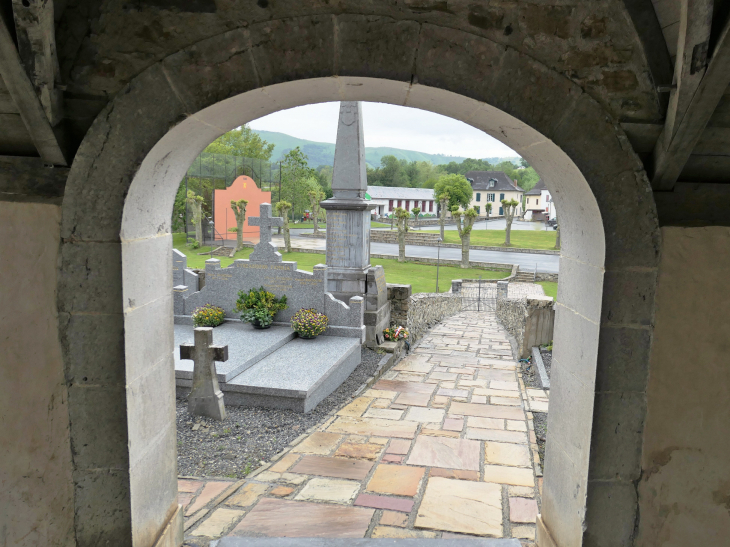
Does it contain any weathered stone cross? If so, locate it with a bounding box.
[180,327,229,421]
[248,203,283,246]
[248,203,284,263]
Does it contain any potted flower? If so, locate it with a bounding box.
[291,308,328,339]
[383,326,409,341]
[191,304,226,327]
[235,287,288,329]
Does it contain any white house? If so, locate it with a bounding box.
[366,186,436,217]
[465,171,524,218]
[524,179,557,221]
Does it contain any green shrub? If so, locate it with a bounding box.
[191,304,226,327]
[235,287,288,327]
[187,238,200,249]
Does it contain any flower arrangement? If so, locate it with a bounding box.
[383,326,409,341]
[291,308,328,339]
[191,304,226,327]
[235,287,288,328]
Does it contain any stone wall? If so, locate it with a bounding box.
[535,272,559,282]
[370,231,440,245]
[407,293,464,343]
[0,202,75,547]
[387,283,412,327]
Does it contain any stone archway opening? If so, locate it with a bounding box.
[117,77,604,544]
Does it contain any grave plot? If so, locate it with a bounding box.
[173,204,365,413]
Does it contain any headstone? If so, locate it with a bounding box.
[180,327,229,420]
[173,248,187,287]
[321,102,376,303]
[364,266,390,348]
[248,203,284,263]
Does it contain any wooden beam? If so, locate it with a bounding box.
[652,4,730,190]
[0,9,66,165]
[11,0,63,125]
[0,155,68,204]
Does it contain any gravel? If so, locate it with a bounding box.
[520,348,552,469]
[176,347,384,479]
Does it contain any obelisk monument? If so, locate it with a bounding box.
[321,102,375,303]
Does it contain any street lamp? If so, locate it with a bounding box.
[435,237,443,293]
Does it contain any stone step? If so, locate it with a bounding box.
[174,322,295,383]
[221,336,361,413]
[214,538,521,546]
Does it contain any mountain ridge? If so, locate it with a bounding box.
[254,130,520,168]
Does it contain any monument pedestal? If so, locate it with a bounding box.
[321,199,374,303]
[364,266,391,349]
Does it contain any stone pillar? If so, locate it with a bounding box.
[321,102,375,303]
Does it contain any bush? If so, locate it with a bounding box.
[291,308,328,337]
[187,238,200,249]
[235,286,288,328]
[191,304,226,327]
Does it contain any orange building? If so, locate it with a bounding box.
[214,175,271,241]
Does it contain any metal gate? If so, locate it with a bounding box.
[460,280,497,312]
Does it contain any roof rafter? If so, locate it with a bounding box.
[0,7,66,165]
[652,2,730,190]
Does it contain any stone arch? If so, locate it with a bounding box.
[58,16,659,547]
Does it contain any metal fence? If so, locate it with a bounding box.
[460,279,497,312]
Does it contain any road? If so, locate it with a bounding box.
[369,242,559,273]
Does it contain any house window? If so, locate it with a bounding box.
[397,200,402,208]
[500,193,505,200]
[487,193,495,202]
[389,200,394,211]
[429,201,433,212]
[526,198,529,205]
[474,206,480,214]
[499,206,503,215]
[476,193,481,202]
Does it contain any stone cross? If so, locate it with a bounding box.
[180,327,229,420]
[248,203,284,263]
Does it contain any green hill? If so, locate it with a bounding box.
[255,130,471,168]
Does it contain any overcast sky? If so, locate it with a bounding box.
[248,102,519,159]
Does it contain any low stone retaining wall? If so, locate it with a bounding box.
[371,231,440,245]
[496,295,555,358]
[535,272,559,282]
[407,292,463,343]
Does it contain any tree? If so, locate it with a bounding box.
[434,173,472,210]
[484,202,493,229]
[394,207,410,263]
[411,207,421,230]
[307,185,325,235]
[280,147,316,218]
[452,207,478,268]
[275,200,293,253]
[204,125,275,160]
[186,191,205,245]
[437,190,450,240]
[230,199,249,251]
[501,199,520,246]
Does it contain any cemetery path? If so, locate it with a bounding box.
[179,311,549,546]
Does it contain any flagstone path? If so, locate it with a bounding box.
[179,311,549,546]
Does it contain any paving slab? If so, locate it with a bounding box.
[406,436,481,471]
[217,538,522,546]
[291,456,373,480]
[230,499,374,538]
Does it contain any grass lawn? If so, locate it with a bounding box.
[421,229,557,250]
[172,233,508,294]
[538,281,558,299]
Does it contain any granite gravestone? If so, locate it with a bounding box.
[173,203,366,341]
[321,102,375,303]
[364,266,390,348]
[180,327,229,420]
